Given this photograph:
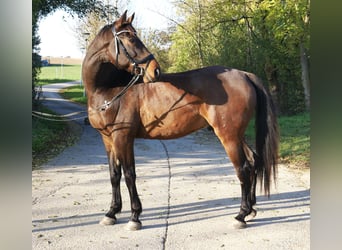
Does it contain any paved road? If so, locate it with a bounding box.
[32,82,310,249]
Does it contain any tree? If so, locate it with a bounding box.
[140,27,174,72]
[166,0,310,114]
[252,0,310,113]
[167,0,211,72]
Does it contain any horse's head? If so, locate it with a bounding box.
[105,11,160,83]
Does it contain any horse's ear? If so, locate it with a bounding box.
[127,13,135,24]
[116,10,128,27]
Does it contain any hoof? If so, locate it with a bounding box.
[233,219,247,229]
[245,209,257,222]
[99,216,116,226]
[126,220,142,231]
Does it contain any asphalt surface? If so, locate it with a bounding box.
[32,82,310,249]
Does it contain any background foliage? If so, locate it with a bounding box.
[158,0,310,114]
[33,0,310,115]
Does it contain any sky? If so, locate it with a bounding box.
[38,0,175,59]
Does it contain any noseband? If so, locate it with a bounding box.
[112,27,155,78]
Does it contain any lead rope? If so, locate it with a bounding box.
[32,111,89,122]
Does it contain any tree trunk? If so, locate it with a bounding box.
[264,59,281,115]
[300,43,310,111]
[196,0,204,67]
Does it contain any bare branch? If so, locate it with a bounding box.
[147,8,198,43]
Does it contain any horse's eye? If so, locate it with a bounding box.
[129,36,136,43]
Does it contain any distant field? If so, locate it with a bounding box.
[37,57,82,85]
[42,56,82,65]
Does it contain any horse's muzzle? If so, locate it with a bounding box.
[143,59,161,83]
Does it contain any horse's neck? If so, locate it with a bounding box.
[82,46,110,90]
[83,55,135,93]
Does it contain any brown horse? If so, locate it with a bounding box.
[82,11,279,230]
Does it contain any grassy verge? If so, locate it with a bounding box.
[245,112,310,168]
[277,113,310,168]
[60,85,87,104]
[32,108,81,169]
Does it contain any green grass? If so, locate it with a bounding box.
[245,112,310,168]
[277,113,310,167]
[37,64,82,85]
[33,108,67,168]
[60,85,87,104]
[32,107,81,169]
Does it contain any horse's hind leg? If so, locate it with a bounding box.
[220,137,255,229]
[242,142,257,222]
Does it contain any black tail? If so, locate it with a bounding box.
[246,74,279,196]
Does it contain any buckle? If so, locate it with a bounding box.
[133,65,145,76]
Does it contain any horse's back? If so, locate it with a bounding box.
[160,66,257,115]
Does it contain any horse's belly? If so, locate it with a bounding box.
[138,109,208,139]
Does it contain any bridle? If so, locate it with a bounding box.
[93,27,157,112]
[112,27,155,81]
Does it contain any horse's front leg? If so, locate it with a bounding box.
[121,142,142,230]
[99,136,123,225]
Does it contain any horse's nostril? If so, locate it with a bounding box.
[155,68,160,80]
